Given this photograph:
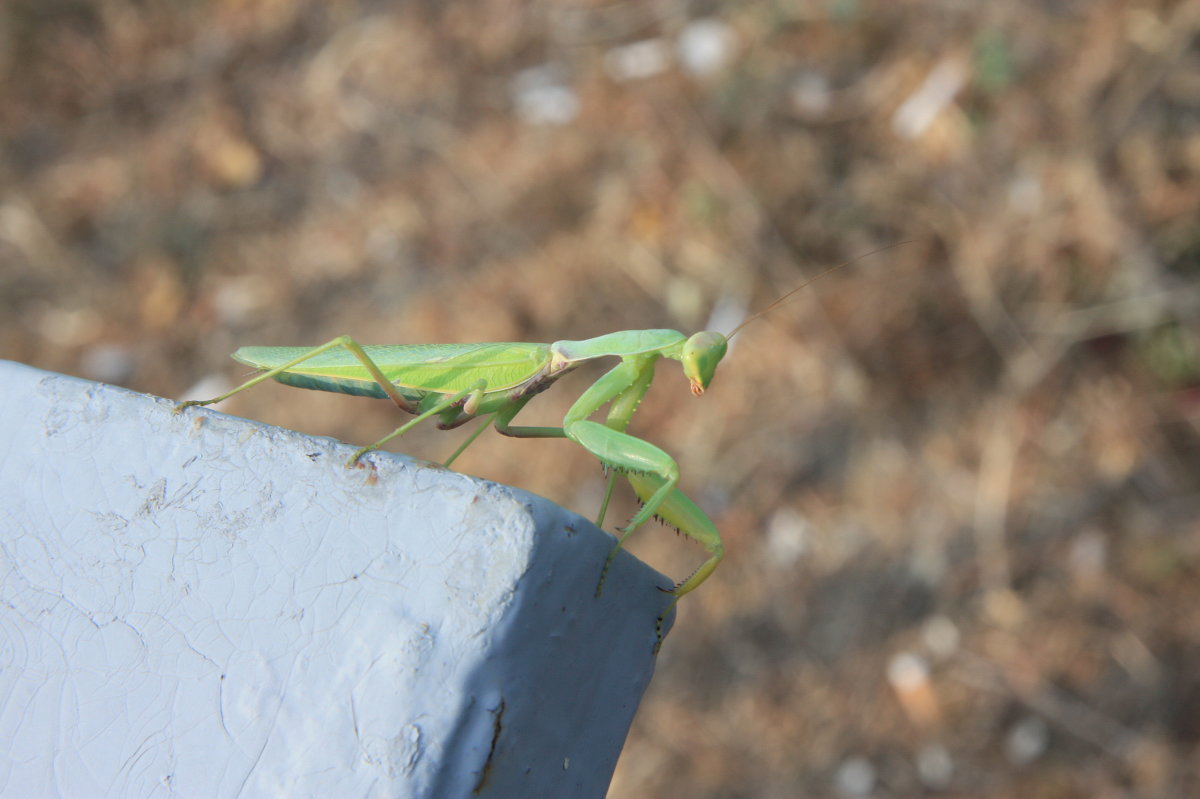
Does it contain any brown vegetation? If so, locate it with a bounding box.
[3,2,1198,796]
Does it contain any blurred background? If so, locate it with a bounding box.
[3,1,1199,796]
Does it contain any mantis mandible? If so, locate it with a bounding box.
[177,255,880,642]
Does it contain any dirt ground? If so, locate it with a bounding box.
[3,2,1199,797]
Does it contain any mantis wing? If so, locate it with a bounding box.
[233,342,552,399]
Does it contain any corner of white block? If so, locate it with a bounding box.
[0,360,676,799]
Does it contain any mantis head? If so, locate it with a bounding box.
[681,331,729,396]
[679,245,907,400]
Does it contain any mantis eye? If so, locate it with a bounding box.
[681,331,728,395]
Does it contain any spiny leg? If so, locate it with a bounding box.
[563,421,681,596]
[490,395,625,528]
[494,355,719,648]
[492,357,660,530]
[625,472,724,648]
[592,502,640,599]
[553,357,675,592]
[593,362,654,528]
[176,335,417,414]
[493,393,634,524]
[572,421,680,601]
[562,357,657,520]
[565,396,680,539]
[491,360,680,592]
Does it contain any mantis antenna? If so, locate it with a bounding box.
[725,241,914,340]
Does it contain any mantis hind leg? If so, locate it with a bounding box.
[176,335,419,414]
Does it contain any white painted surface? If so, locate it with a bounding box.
[0,360,673,798]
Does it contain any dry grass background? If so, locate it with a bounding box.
[3,1,1200,797]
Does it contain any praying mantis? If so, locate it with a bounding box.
[177,329,727,636]
[177,254,881,642]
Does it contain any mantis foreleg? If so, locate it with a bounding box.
[477,356,725,647]
[494,358,659,531]
[560,357,679,535]
[491,398,614,527]
[549,358,706,607]
[626,472,724,646]
[593,360,654,528]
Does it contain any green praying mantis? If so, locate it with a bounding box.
[177,329,727,632]
[177,254,883,642]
